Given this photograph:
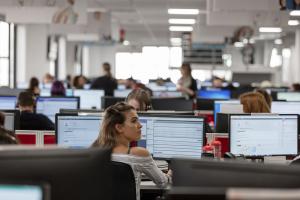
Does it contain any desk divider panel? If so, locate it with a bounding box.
[15,130,55,146]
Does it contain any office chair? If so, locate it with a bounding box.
[111,161,136,200]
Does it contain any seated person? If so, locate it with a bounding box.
[0,112,19,144]
[18,92,55,130]
[254,88,272,109]
[92,102,171,200]
[27,77,41,96]
[126,89,152,111]
[239,92,270,113]
[51,80,66,96]
[73,75,86,89]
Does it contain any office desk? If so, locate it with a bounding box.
[141,181,170,200]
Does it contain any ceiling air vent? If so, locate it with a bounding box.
[183,43,224,65]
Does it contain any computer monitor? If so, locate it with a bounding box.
[137,114,204,159]
[40,89,51,97]
[101,97,125,109]
[56,114,102,148]
[0,184,45,200]
[168,158,300,199]
[114,89,132,97]
[214,100,240,124]
[151,98,193,111]
[36,97,79,122]
[0,96,17,110]
[73,89,104,109]
[66,89,73,97]
[198,89,231,100]
[277,92,300,101]
[0,88,24,97]
[152,91,182,98]
[0,147,112,200]
[1,110,20,131]
[271,101,300,114]
[59,109,103,114]
[229,115,298,157]
[196,99,215,110]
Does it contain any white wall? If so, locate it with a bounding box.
[66,41,76,76]
[24,24,50,82]
[16,25,26,84]
[88,45,116,78]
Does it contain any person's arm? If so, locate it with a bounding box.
[176,77,197,98]
[130,147,171,188]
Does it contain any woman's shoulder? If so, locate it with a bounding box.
[130,147,150,157]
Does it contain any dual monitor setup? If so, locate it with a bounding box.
[56,111,299,159]
[55,113,205,160]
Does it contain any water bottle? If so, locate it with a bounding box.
[212,140,222,159]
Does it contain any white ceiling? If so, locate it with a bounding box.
[0,0,298,46]
[95,0,297,46]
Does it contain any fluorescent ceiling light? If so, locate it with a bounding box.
[290,10,300,16]
[259,27,282,33]
[288,20,299,26]
[169,26,193,32]
[168,9,199,15]
[168,19,196,24]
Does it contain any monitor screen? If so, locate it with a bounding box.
[0,184,43,200]
[73,89,104,109]
[36,97,79,122]
[272,101,300,114]
[198,89,231,100]
[170,158,300,195]
[152,91,182,98]
[56,115,102,148]
[138,115,204,159]
[66,89,73,97]
[0,96,17,110]
[4,113,15,131]
[277,92,300,101]
[151,98,193,111]
[40,89,51,97]
[114,89,132,97]
[214,100,240,124]
[0,148,112,200]
[230,115,298,156]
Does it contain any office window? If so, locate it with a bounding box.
[116,46,182,83]
[0,22,9,86]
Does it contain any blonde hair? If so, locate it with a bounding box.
[239,92,270,113]
[92,102,134,148]
[126,89,152,111]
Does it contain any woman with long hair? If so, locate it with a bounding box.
[92,102,171,200]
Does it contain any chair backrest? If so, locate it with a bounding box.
[111,161,136,200]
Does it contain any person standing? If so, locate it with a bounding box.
[90,62,118,96]
[176,63,197,99]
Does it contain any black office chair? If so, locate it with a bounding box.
[111,161,136,200]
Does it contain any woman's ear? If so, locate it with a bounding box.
[115,123,124,134]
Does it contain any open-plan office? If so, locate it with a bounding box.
[0,0,300,200]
